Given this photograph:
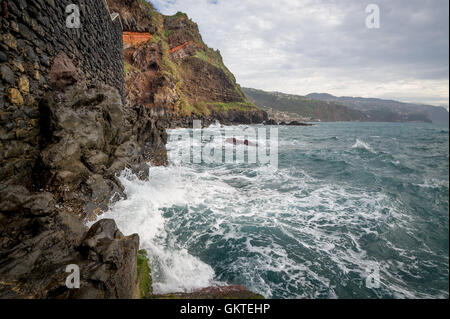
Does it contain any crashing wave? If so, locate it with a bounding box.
[352,138,376,153]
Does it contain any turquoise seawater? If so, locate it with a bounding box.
[97,122,449,299]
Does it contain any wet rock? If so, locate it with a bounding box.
[34,80,167,218]
[0,51,7,62]
[73,219,139,299]
[0,185,55,216]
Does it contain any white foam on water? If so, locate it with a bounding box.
[352,138,376,153]
[89,168,219,294]
[89,124,446,299]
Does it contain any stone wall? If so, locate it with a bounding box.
[0,0,124,188]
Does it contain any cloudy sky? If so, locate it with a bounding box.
[151,0,449,107]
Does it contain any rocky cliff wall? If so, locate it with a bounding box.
[1,0,124,188]
[110,0,268,125]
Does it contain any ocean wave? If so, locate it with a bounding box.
[90,123,448,299]
[352,139,376,153]
[89,168,219,294]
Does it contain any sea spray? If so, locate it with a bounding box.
[93,122,449,299]
[352,138,376,153]
[90,168,218,294]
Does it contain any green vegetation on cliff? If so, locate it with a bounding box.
[121,0,262,119]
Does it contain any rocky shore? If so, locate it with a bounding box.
[0,0,266,299]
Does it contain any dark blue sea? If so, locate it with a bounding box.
[95,122,449,299]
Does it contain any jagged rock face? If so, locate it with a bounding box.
[0,73,166,298]
[164,13,204,48]
[75,219,139,299]
[124,41,179,111]
[34,81,167,219]
[12,50,165,221]
[0,186,139,299]
[112,0,267,124]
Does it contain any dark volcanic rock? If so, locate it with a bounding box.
[0,187,139,299]
[211,108,268,125]
[73,219,139,299]
[264,119,278,125]
[0,0,168,300]
[1,65,167,299]
[285,121,314,126]
[34,82,167,220]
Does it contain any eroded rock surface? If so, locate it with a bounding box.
[1,52,166,298]
[34,80,167,220]
[115,0,267,125]
[0,188,139,299]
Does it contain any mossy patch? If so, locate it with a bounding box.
[173,11,188,18]
[137,249,152,298]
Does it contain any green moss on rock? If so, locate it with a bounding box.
[137,249,152,298]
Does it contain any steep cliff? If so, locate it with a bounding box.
[107,0,267,125]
